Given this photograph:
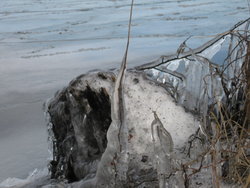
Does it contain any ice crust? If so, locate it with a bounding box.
[0,168,48,188]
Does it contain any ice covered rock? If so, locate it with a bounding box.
[45,70,202,187]
[43,18,250,187]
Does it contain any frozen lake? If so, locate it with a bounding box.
[0,0,248,183]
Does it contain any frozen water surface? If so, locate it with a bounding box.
[0,0,249,183]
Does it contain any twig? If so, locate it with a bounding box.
[136,18,250,70]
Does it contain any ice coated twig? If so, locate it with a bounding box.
[113,0,134,184]
[151,111,174,188]
[86,1,135,187]
[176,36,192,57]
[136,18,250,70]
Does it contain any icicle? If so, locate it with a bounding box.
[151,111,173,188]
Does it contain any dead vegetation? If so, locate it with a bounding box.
[138,18,250,187]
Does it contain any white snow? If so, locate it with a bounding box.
[123,72,199,150]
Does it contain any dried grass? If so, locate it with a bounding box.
[183,21,250,187]
[140,18,250,187]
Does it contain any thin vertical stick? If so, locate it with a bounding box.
[113,0,134,184]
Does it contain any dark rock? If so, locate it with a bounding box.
[47,72,114,182]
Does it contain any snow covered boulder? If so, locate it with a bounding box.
[46,70,202,187]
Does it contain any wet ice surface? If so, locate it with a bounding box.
[0,0,248,183]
